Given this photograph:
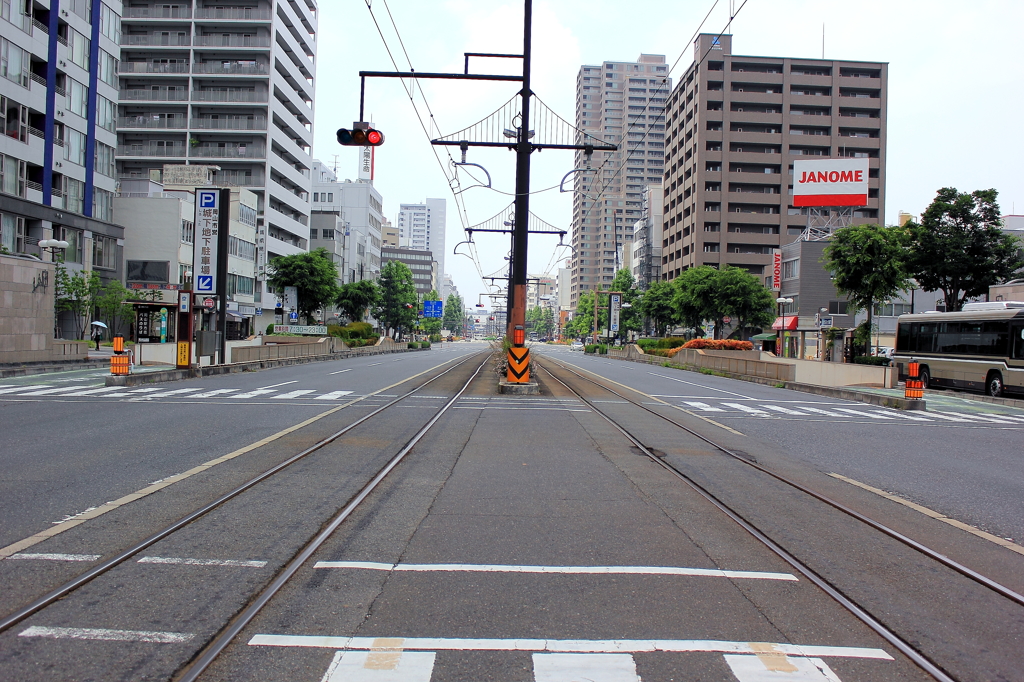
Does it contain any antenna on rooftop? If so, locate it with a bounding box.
[331,154,339,174]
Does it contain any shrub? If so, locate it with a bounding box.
[266,323,275,334]
[636,339,660,351]
[346,322,374,339]
[645,348,672,357]
[854,355,890,366]
[420,340,431,348]
[682,339,754,351]
[429,334,442,343]
[408,342,418,349]
[584,344,599,354]
[598,344,608,354]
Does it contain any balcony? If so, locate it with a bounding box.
[118,116,188,129]
[190,117,268,130]
[194,8,272,21]
[193,62,269,75]
[124,7,192,19]
[212,170,265,187]
[121,34,192,47]
[120,88,189,101]
[119,62,190,74]
[190,144,267,159]
[192,35,272,48]
[191,89,269,103]
[117,144,188,157]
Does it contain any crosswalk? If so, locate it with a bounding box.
[0,384,360,402]
[670,399,1024,426]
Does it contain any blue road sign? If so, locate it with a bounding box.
[424,300,442,318]
[289,311,298,322]
[198,190,218,208]
[196,275,214,293]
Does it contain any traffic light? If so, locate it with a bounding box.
[337,125,384,146]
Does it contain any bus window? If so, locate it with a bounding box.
[1013,325,1024,360]
[981,321,1010,356]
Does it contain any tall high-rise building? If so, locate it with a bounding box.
[570,54,671,306]
[116,0,318,311]
[660,34,887,281]
[397,198,445,291]
[631,183,663,288]
[0,0,126,337]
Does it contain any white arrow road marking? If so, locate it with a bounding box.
[723,402,770,415]
[189,388,239,398]
[682,401,725,411]
[229,389,278,399]
[316,391,354,400]
[271,390,317,400]
[19,626,194,643]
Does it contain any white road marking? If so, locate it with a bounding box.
[682,401,726,411]
[833,408,895,419]
[126,387,164,394]
[141,388,203,398]
[8,553,101,562]
[797,407,850,418]
[329,369,353,375]
[919,411,972,422]
[272,390,317,400]
[312,561,797,581]
[189,388,239,398]
[13,386,86,396]
[952,413,1020,424]
[592,400,629,404]
[877,410,932,422]
[58,387,125,397]
[762,405,809,416]
[248,636,893,660]
[322,649,435,682]
[367,362,383,366]
[260,380,298,389]
[453,406,592,412]
[230,389,278,399]
[534,653,640,682]
[722,402,770,415]
[138,556,267,568]
[724,654,843,681]
[0,385,53,394]
[648,372,754,399]
[316,390,355,400]
[19,626,194,643]
[979,412,1024,422]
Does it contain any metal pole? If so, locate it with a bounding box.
[217,188,230,364]
[508,0,532,342]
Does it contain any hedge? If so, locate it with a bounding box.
[853,355,890,366]
[681,339,754,350]
[637,337,688,350]
[420,340,431,348]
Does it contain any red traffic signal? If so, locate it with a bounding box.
[337,125,384,147]
[475,303,485,307]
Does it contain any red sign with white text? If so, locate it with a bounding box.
[793,159,869,207]
[771,250,782,290]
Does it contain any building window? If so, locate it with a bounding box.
[0,37,28,87]
[227,273,255,297]
[782,259,799,280]
[99,3,121,44]
[0,154,24,197]
[229,235,256,261]
[0,213,24,253]
[65,129,86,165]
[181,219,194,244]
[93,188,113,221]
[65,177,85,214]
[97,96,116,133]
[828,300,849,315]
[95,142,116,177]
[58,226,84,263]
[67,79,89,118]
[93,234,117,270]
[239,204,257,227]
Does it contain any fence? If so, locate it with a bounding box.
[607,345,795,382]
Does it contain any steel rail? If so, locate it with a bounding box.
[0,351,489,635]
[541,356,1024,608]
[174,356,489,682]
[539,358,962,682]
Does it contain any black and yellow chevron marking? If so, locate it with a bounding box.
[506,347,530,382]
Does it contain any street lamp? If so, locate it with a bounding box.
[776,297,793,358]
[38,239,69,260]
[817,307,828,360]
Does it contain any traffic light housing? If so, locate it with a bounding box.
[337,125,384,147]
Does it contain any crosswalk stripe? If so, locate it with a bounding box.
[979,412,1024,422]
[141,388,203,398]
[272,390,316,399]
[316,390,354,400]
[534,653,639,682]
[189,389,239,398]
[230,389,278,399]
[878,410,932,421]
[833,408,895,419]
[682,401,725,411]
[60,387,126,397]
[722,402,770,415]
[796,406,850,417]
[12,386,84,396]
[762,405,809,415]
[960,413,1021,423]
[724,654,842,681]
[323,650,435,682]
[126,387,163,394]
[0,385,53,394]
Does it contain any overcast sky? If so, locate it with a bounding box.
[313,1,1023,309]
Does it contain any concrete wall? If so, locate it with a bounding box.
[609,344,795,382]
[766,354,897,387]
[0,254,55,364]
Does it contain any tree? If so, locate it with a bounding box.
[566,290,600,339]
[421,288,443,336]
[94,280,136,337]
[442,293,464,336]
[335,279,379,323]
[55,264,101,340]
[637,280,675,336]
[373,260,418,337]
[671,266,718,337]
[715,267,776,340]
[823,223,911,352]
[267,248,340,321]
[905,188,1023,311]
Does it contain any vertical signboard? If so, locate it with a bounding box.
[193,189,220,294]
[771,249,782,291]
[609,293,621,333]
[283,286,298,311]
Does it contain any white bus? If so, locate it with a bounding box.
[893,303,1024,397]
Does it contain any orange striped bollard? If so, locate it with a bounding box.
[905,360,923,400]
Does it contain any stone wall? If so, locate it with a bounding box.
[0,254,55,364]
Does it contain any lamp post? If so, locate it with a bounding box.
[776,297,793,358]
[817,306,828,360]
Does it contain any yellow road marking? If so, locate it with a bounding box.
[546,357,745,436]
[829,473,1024,556]
[0,357,471,559]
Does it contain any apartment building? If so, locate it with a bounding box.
[116,0,317,315]
[396,198,445,291]
[631,183,663,288]
[311,159,383,286]
[381,246,435,297]
[569,54,671,307]
[0,0,126,337]
[660,34,887,282]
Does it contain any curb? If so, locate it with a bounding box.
[594,351,926,410]
[922,389,1024,410]
[105,347,428,387]
[0,360,109,379]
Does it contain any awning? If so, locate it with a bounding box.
[226,311,246,320]
[771,316,799,331]
[751,333,777,341]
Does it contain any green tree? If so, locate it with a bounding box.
[267,248,340,321]
[823,223,911,351]
[94,280,135,337]
[637,280,675,336]
[374,260,418,337]
[905,188,1023,311]
[671,266,718,337]
[335,279,379,323]
[442,293,464,336]
[421,288,443,336]
[715,267,776,340]
[54,264,102,339]
[566,290,601,339]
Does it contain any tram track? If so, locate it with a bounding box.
[537,355,1024,682]
[0,352,489,681]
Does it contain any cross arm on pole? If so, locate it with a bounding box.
[358,71,524,121]
[464,52,524,74]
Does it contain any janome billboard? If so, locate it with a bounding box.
[793,159,869,207]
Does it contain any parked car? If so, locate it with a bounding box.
[570,341,584,351]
